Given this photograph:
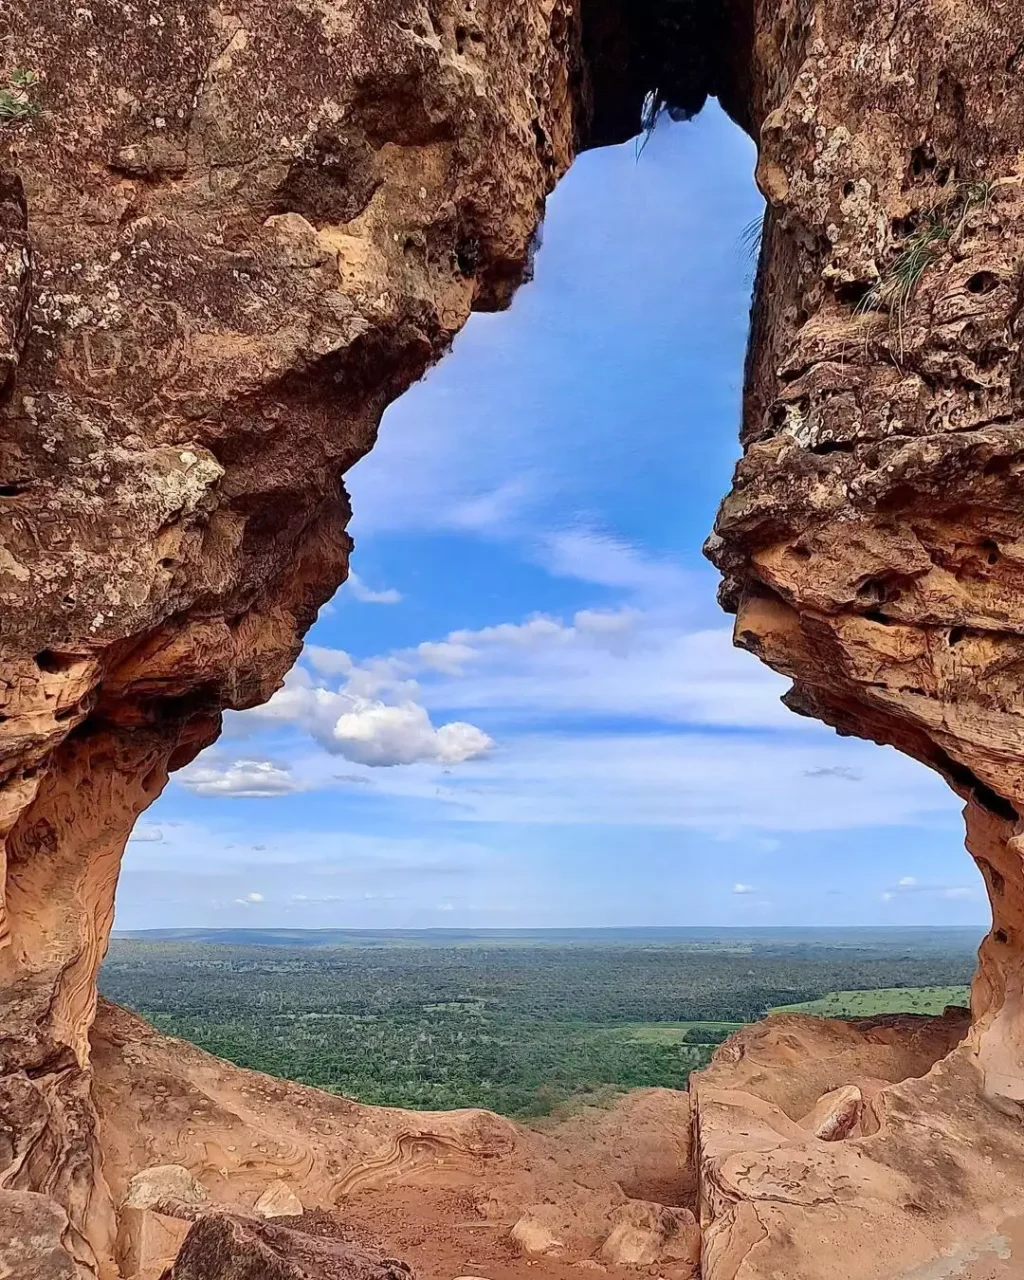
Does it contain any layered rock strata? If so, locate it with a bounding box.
[0,0,587,1271]
[702,0,1024,1271]
[3,0,1024,1276]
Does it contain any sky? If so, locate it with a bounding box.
[116,104,987,931]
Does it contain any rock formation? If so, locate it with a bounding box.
[701,0,1024,1272]
[91,999,698,1280]
[3,0,1024,1275]
[0,1,589,1272]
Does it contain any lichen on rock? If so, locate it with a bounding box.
[4,0,1024,1277]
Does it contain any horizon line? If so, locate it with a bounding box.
[112,922,987,935]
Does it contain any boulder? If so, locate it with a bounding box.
[254,1181,305,1219]
[799,1085,863,1142]
[168,1212,415,1280]
[510,1213,565,1256]
[116,1206,191,1279]
[599,1200,700,1269]
[123,1164,208,1213]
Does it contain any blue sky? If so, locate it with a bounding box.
[117,105,985,930]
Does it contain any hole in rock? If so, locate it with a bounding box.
[966,270,999,295]
[908,143,937,180]
[113,99,981,1143]
[35,649,82,674]
[835,279,871,307]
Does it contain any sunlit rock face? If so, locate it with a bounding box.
[0,0,584,1271]
[702,0,1024,1272]
[3,0,1024,1276]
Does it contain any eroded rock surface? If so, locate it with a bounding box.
[702,0,1024,1270]
[167,1213,415,1280]
[4,0,1024,1276]
[0,0,587,1271]
[91,1000,697,1280]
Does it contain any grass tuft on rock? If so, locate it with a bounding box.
[857,181,992,346]
[0,69,41,125]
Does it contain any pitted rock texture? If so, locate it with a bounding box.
[4,0,1024,1277]
[702,0,1024,1271]
[0,0,588,1272]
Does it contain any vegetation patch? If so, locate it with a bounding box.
[857,182,992,345]
[770,985,970,1018]
[0,69,40,125]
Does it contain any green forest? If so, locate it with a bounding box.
[100,927,978,1118]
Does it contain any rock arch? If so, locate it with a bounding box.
[2,0,1024,1275]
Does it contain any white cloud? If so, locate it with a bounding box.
[444,479,536,532]
[128,824,164,843]
[296,604,793,738]
[540,530,692,599]
[346,571,402,605]
[305,646,354,678]
[268,726,954,835]
[229,667,493,769]
[234,891,264,905]
[408,618,797,731]
[204,591,960,834]
[733,883,756,895]
[331,700,492,767]
[178,759,305,798]
[882,876,979,902]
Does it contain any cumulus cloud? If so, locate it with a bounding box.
[235,667,493,769]
[331,700,492,766]
[234,891,264,905]
[733,883,756,895]
[346,571,402,605]
[179,759,305,798]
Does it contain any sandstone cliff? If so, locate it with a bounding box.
[2,0,1024,1276]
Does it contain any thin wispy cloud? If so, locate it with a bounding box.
[346,572,403,605]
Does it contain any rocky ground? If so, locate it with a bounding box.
[86,996,1024,1280]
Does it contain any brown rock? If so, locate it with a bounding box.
[0,1190,76,1280]
[798,1084,862,1142]
[167,1213,415,1280]
[2,0,1024,1277]
[123,1165,208,1214]
[116,1206,191,1280]
[0,0,592,1265]
[598,1201,700,1269]
[510,1212,565,1257]
[253,1181,305,1220]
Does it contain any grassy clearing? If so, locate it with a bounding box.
[770,986,969,1019]
[625,1020,743,1045]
